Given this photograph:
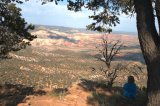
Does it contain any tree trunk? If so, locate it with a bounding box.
[155,0,160,35]
[147,63,160,105]
[134,0,160,105]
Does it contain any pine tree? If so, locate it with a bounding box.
[0,2,36,58]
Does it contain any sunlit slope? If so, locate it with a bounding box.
[0,25,146,88]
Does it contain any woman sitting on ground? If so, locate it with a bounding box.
[123,76,137,99]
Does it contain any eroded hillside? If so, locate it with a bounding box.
[0,26,147,89]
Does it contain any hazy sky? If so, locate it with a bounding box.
[17,1,138,32]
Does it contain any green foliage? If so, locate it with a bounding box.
[0,2,36,57]
[66,0,135,33]
[22,0,134,33]
[0,0,23,4]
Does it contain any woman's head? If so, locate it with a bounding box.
[128,76,135,83]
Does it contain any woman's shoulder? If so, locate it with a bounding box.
[123,83,129,87]
[124,82,136,86]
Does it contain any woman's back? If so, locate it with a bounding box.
[123,76,137,99]
[123,82,136,98]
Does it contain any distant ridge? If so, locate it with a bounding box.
[34,24,137,36]
[112,31,137,36]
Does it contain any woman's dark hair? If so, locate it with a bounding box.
[128,76,135,83]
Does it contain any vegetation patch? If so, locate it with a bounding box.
[50,87,70,100]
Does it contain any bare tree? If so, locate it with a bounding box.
[92,34,143,87]
[96,35,123,68]
[91,34,123,87]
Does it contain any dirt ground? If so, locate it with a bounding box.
[0,80,146,106]
[17,84,91,106]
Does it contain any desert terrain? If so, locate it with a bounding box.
[0,25,147,106]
